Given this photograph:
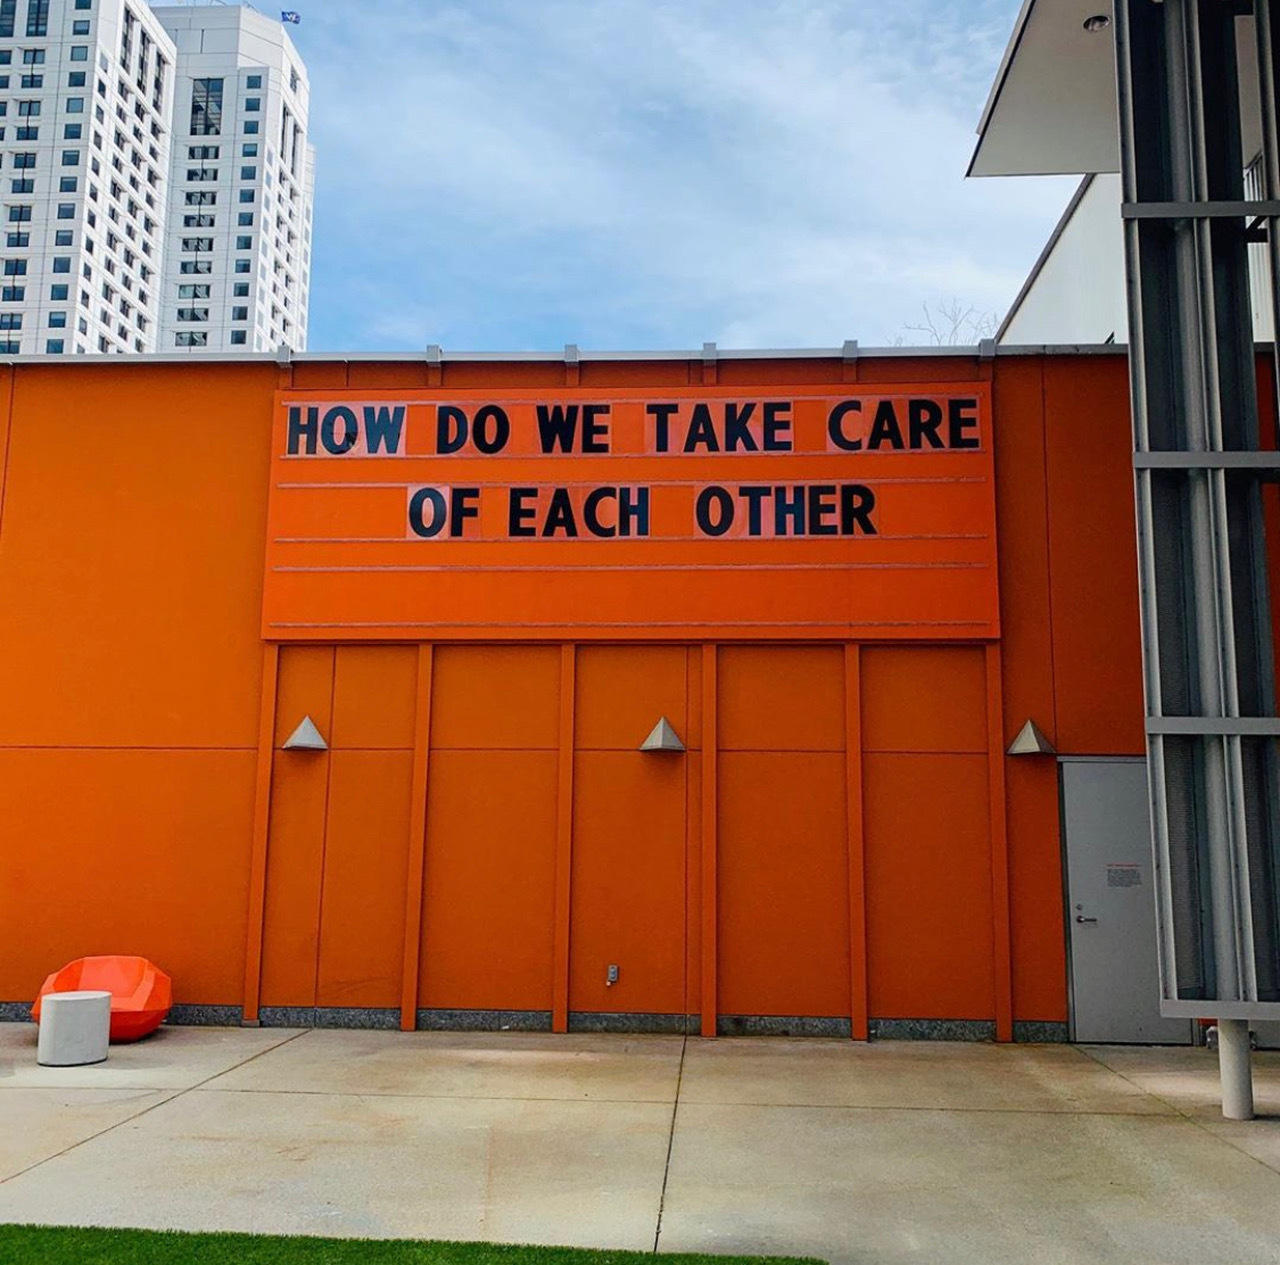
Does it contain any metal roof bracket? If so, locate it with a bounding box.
[841,338,859,383]
[701,340,718,386]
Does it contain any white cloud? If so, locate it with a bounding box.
[290,0,1077,350]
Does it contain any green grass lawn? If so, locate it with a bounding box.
[0,1227,821,1265]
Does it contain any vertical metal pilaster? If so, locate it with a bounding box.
[1114,0,1280,1037]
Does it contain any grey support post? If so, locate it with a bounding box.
[1114,0,1280,1120]
[1219,1018,1256,1119]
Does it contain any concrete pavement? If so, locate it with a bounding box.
[2,1025,1280,1262]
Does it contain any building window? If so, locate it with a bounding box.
[238,188,254,203]
[233,281,248,297]
[241,142,258,157]
[61,149,79,166]
[244,96,260,112]
[20,74,42,88]
[188,144,219,160]
[231,306,248,321]
[0,1,15,39]
[75,0,92,8]
[70,45,88,61]
[6,232,28,246]
[58,176,76,192]
[243,120,259,135]
[54,230,71,245]
[17,100,40,117]
[0,312,22,329]
[56,202,74,219]
[26,0,49,37]
[230,329,247,345]
[20,48,43,65]
[45,338,63,353]
[237,213,253,227]
[47,311,64,327]
[190,78,223,136]
[235,234,251,249]
[246,74,262,89]
[184,189,215,205]
[177,283,209,299]
[181,237,213,252]
[2,259,26,275]
[12,153,34,169]
[51,257,69,272]
[7,206,31,222]
[72,19,89,34]
[10,178,32,193]
[64,123,82,139]
[65,97,83,113]
[67,70,85,87]
[0,285,21,300]
[175,330,206,347]
[239,165,256,180]
[176,308,208,322]
[234,258,250,274]
[0,340,21,353]
[182,214,214,229]
[49,283,67,299]
[15,127,37,140]
[178,260,212,275]
[152,51,166,112]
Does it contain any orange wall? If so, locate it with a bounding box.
[259,645,418,1011]
[571,646,693,1017]
[862,647,994,1020]
[717,647,851,1019]
[0,364,276,1004]
[1042,357,1146,755]
[420,646,560,1013]
[0,353,1155,1032]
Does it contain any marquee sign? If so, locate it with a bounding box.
[262,385,997,641]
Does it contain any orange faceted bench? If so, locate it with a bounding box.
[33,956,172,1042]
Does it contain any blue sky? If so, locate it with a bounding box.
[285,0,1077,353]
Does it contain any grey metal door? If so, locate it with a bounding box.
[1063,759,1192,1044]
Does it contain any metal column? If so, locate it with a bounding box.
[1114,0,1280,1118]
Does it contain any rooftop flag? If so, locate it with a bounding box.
[281,10,301,23]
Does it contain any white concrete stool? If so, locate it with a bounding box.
[37,990,111,1067]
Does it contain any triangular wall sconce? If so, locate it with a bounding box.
[283,715,328,751]
[1007,718,1056,756]
[640,716,685,752]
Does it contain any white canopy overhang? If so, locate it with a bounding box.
[970,0,1261,178]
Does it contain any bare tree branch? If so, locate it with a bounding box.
[899,299,998,347]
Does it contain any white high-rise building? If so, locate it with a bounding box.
[0,0,175,355]
[0,0,312,356]
[152,3,313,352]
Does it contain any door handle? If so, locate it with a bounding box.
[1075,914,1098,924]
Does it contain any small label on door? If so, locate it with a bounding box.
[1107,864,1142,888]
